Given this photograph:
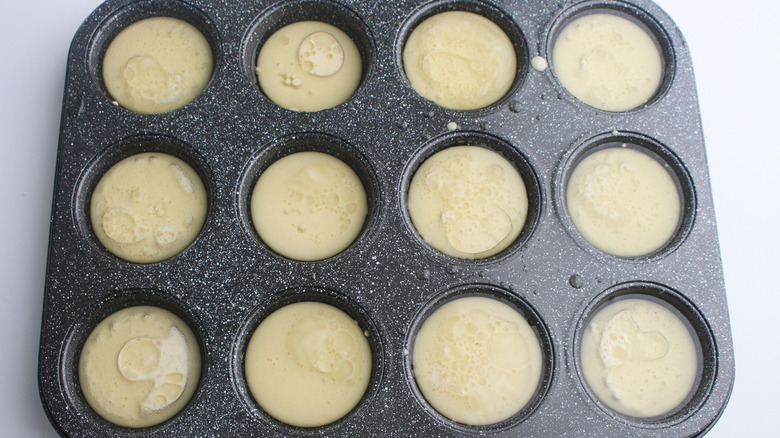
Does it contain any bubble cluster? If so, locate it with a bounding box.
[280,72,303,89]
[117,327,190,414]
[598,310,668,369]
[122,56,185,108]
[298,31,344,76]
[287,310,363,384]
[102,208,148,244]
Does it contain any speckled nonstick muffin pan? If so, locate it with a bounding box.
[39,0,734,436]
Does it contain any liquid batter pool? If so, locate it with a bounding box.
[413,296,543,425]
[256,21,362,112]
[90,152,208,263]
[403,11,516,110]
[244,301,372,427]
[102,16,213,114]
[552,12,663,112]
[408,145,528,259]
[566,146,680,257]
[79,306,201,428]
[580,297,698,418]
[249,151,367,261]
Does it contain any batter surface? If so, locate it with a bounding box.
[256,21,361,112]
[413,296,543,425]
[79,306,201,428]
[103,17,213,114]
[552,13,663,111]
[403,11,516,110]
[408,146,528,259]
[90,152,207,263]
[244,301,372,427]
[580,297,698,417]
[566,146,680,257]
[250,151,367,261]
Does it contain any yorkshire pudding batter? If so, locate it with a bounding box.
[256,21,361,111]
[102,17,213,114]
[552,13,663,111]
[566,146,680,257]
[408,146,528,259]
[580,297,698,417]
[250,151,367,261]
[79,306,201,428]
[413,296,543,425]
[403,11,516,110]
[244,301,372,427]
[90,152,207,263]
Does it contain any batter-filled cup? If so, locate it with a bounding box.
[579,297,699,418]
[412,295,543,425]
[408,145,528,259]
[256,21,362,112]
[552,12,663,112]
[244,301,372,427]
[565,145,680,257]
[249,151,367,261]
[79,305,201,428]
[90,152,208,263]
[102,17,213,114]
[403,11,516,110]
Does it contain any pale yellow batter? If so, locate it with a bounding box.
[580,298,698,417]
[413,296,543,425]
[403,11,516,110]
[102,17,213,114]
[250,151,367,261]
[408,146,528,259]
[256,21,361,111]
[79,306,201,428]
[244,301,372,427]
[552,13,663,111]
[90,152,207,263]
[566,146,680,257]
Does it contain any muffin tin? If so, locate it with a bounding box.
[38,0,734,436]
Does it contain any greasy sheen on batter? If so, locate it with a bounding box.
[408,146,528,259]
[580,298,698,417]
[403,11,516,110]
[413,296,543,425]
[256,21,361,111]
[244,301,372,427]
[250,151,367,261]
[566,146,680,257]
[90,152,207,263]
[552,13,663,111]
[102,17,213,114]
[79,306,201,428]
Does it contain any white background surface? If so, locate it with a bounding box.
[1,0,776,436]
